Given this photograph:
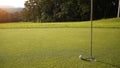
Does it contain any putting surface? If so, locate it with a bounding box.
[0,28,120,68]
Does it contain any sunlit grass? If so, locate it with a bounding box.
[0,28,120,68]
[0,18,120,28]
[0,18,120,68]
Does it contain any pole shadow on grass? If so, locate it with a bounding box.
[96,61,120,68]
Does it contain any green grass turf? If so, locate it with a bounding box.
[0,18,120,28]
[0,28,120,68]
[0,18,120,68]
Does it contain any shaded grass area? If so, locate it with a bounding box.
[0,18,120,29]
[0,28,120,68]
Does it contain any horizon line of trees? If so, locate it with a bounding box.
[0,9,21,23]
[0,0,119,23]
[21,0,119,22]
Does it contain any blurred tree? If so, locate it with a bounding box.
[22,0,90,22]
[93,0,118,19]
[22,0,118,22]
[0,9,21,23]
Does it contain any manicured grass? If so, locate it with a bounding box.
[0,18,120,68]
[0,28,120,68]
[0,18,120,28]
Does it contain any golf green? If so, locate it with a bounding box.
[0,28,120,68]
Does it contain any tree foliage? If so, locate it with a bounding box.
[93,0,118,19]
[22,0,118,22]
[0,9,21,23]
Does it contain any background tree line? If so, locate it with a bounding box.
[94,0,118,19]
[21,0,119,22]
[22,0,91,22]
[0,0,119,23]
[0,9,21,23]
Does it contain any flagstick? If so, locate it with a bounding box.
[90,0,93,59]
